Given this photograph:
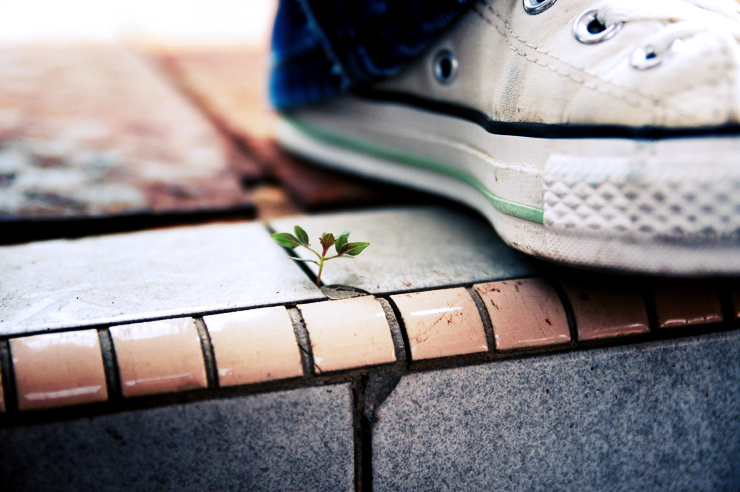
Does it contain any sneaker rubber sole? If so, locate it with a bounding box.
[277,94,740,275]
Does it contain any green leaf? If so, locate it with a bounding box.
[335,233,348,254]
[338,231,350,240]
[294,225,309,246]
[320,232,335,249]
[271,232,302,249]
[343,242,369,256]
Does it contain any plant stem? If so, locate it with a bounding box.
[316,258,324,287]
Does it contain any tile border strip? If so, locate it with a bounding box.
[0,276,736,418]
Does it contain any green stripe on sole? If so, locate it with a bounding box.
[286,117,545,224]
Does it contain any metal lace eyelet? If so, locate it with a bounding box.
[523,0,557,15]
[573,9,623,44]
[631,39,684,70]
[433,49,458,84]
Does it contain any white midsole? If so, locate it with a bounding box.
[277,95,740,275]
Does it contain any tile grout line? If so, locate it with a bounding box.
[355,297,408,492]
[194,318,219,389]
[0,300,327,341]
[367,274,541,298]
[287,307,317,378]
[263,223,322,287]
[2,277,545,341]
[376,298,408,367]
[0,340,17,414]
[382,297,413,370]
[640,282,661,335]
[97,328,122,403]
[466,286,497,355]
[547,277,580,346]
[351,379,367,492]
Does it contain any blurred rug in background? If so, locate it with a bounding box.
[0,41,255,242]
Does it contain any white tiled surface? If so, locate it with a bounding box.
[271,206,535,294]
[0,222,324,336]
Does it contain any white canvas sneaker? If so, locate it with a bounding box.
[276,0,740,275]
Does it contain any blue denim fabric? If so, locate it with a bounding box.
[270,0,475,110]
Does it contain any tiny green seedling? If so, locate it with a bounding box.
[271,226,369,286]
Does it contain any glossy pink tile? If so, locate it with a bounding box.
[561,281,649,341]
[391,288,488,360]
[110,318,207,397]
[652,284,723,328]
[10,330,107,411]
[298,296,396,373]
[475,278,570,351]
[204,306,303,386]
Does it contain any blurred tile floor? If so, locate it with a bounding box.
[1,39,445,244]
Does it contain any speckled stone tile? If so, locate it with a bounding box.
[372,331,740,491]
[391,288,488,360]
[270,206,535,294]
[110,318,207,398]
[561,281,649,341]
[475,278,570,351]
[203,306,303,386]
[652,283,723,328]
[298,296,396,373]
[10,329,107,411]
[0,222,324,336]
[0,384,354,491]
